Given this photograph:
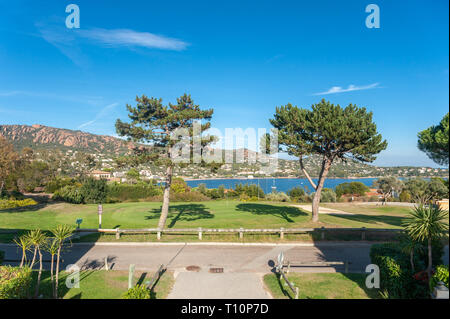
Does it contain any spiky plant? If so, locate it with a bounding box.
[403,205,448,280]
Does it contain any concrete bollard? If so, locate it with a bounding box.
[280,227,285,240]
[198,227,203,240]
[239,228,244,240]
[115,229,121,239]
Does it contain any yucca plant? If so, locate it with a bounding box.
[13,234,32,267]
[27,229,48,298]
[403,205,449,280]
[51,225,74,299]
[44,237,59,296]
[399,233,424,273]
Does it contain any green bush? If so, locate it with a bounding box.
[430,265,449,291]
[45,177,77,193]
[0,198,38,209]
[122,284,151,299]
[335,182,370,198]
[107,183,162,202]
[80,178,108,204]
[265,192,290,202]
[287,187,305,201]
[311,188,336,203]
[170,191,210,202]
[53,185,84,204]
[370,243,428,299]
[0,266,33,299]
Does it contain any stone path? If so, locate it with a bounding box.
[293,204,355,215]
[167,270,271,299]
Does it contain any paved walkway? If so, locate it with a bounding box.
[293,205,355,215]
[168,271,271,299]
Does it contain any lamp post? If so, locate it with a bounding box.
[98,204,103,229]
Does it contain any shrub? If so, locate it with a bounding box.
[0,266,33,299]
[171,178,189,194]
[122,284,151,299]
[335,182,370,198]
[370,243,428,299]
[53,185,84,204]
[170,191,210,202]
[430,265,449,291]
[266,192,290,202]
[399,191,412,203]
[107,183,162,202]
[311,188,336,203]
[287,187,305,201]
[0,250,4,264]
[80,178,108,204]
[0,198,38,209]
[45,177,76,193]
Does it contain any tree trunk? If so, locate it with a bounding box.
[34,248,43,298]
[0,180,4,195]
[427,238,433,281]
[311,159,332,222]
[157,165,173,231]
[410,250,415,272]
[50,254,55,297]
[299,156,317,190]
[30,247,37,269]
[55,246,61,299]
[20,248,25,267]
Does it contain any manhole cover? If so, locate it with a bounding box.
[209,267,224,273]
[186,265,201,272]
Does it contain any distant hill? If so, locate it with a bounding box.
[0,124,134,155]
[0,123,448,179]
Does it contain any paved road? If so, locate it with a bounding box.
[2,242,447,299]
[1,242,383,273]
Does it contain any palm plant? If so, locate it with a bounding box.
[51,225,74,299]
[403,205,449,280]
[28,229,47,298]
[13,234,32,267]
[400,234,424,272]
[45,238,59,296]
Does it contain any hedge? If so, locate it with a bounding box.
[122,285,151,299]
[0,266,33,299]
[370,243,428,299]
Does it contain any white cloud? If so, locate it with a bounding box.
[313,83,380,95]
[78,28,188,51]
[78,102,119,129]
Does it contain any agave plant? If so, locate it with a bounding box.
[403,205,449,280]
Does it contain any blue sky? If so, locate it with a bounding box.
[0,0,448,167]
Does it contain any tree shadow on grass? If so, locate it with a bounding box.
[236,203,307,223]
[145,204,214,228]
[327,214,407,228]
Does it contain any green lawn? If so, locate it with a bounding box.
[264,273,381,299]
[0,200,411,230]
[30,269,174,299]
[0,200,413,243]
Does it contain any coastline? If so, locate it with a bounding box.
[183,175,448,181]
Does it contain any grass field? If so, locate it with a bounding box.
[0,200,414,243]
[263,273,381,299]
[29,269,174,299]
[0,200,412,230]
